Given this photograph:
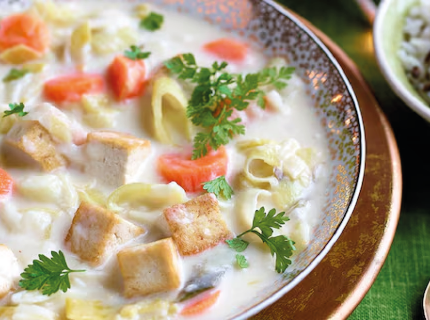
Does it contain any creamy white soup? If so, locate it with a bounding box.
[0,1,330,319]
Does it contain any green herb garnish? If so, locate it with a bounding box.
[164,53,295,159]
[3,68,29,82]
[3,102,28,118]
[19,250,85,296]
[203,175,234,200]
[124,45,151,60]
[140,12,164,31]
[226,207,295,273]
[235,254,249,269]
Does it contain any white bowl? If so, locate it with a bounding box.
[374,0,430,122]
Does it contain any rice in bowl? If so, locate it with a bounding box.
[398,0,430,104]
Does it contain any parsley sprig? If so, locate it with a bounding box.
[226,207,296,273]
[203,175,233,200]
[124,45,151,60]
[3,102,28,118]
[19,250,85,296]
[140,12,164,31]
[164,53,295,159]
[3,68,29,82]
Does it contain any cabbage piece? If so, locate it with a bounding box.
[65,298,116,320]
[81,94,117,128]
[0,44,41,64]
[119,299,178,320]
[16,174,79,213]
[17,174,66,203]
[134,4,150,19]
[151,77,192,144]
[0,104,17,134]
[272,180,304,210]
[243,144,281,188]
[77,187,106,206]
[234,188,272,235]
[239,138,316,189]
[21,62,46,73]
[71,21,91,62]
[31,0,81,25]
[10,290,54,305]
[107,182,187,212]
[12,304,57,320]
[25,102,84,143]
[236,139,275,151]
[282,155,311,183]
[0,306,15,319]
[19,208,53,239]
[296,147,319,168]
[91,27,137,54]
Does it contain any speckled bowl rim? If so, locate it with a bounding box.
[234,1,366,318]
[373,0,430,122]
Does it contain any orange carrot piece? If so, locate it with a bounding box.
[44,74,104,104]
[0,168,14,199]
[203,38,248,62]
[0,13,49,53]
[157,146,228,193]
[107,55,147,101]
[180,290,221,316]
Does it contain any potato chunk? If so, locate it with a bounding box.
[3,120,67,171]
[65,202,145,266]
[117,238,181,298]
[84,131,151,188]
[0,245,19,299]
[163,193,232,256]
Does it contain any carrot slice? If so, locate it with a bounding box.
[180,290,221,316]
[107,55,146,101]
[157,146,228,193]
[44,74,104,104]
[0,168,14,200]
[203,38,248,62]
[0,13,49,53]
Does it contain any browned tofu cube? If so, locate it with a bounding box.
[65,202,145,266]
[0,245,18,298]
[3,120,67,171]
[85,131,151,188]
[117,238,181,298]
[163,193,232,256]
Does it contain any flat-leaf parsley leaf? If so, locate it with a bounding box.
[164,53,295,159]
[19,250,85,296]
[3,102,28,118]
[140,12,164,31]
[203,175,234,200]
[226,207,296,273]
[3,68,29,82]
[235,254,249,268]
[124,45,151,60]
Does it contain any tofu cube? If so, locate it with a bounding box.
[84,131,151,188]
[117,238,181,298]
[3,120,67,171]
[65,202,145,266]
[163,193,232,256]
[0,245,19,299]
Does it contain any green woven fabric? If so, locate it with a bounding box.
[276,0,430,319]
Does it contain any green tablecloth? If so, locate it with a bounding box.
[276,0,430,319]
